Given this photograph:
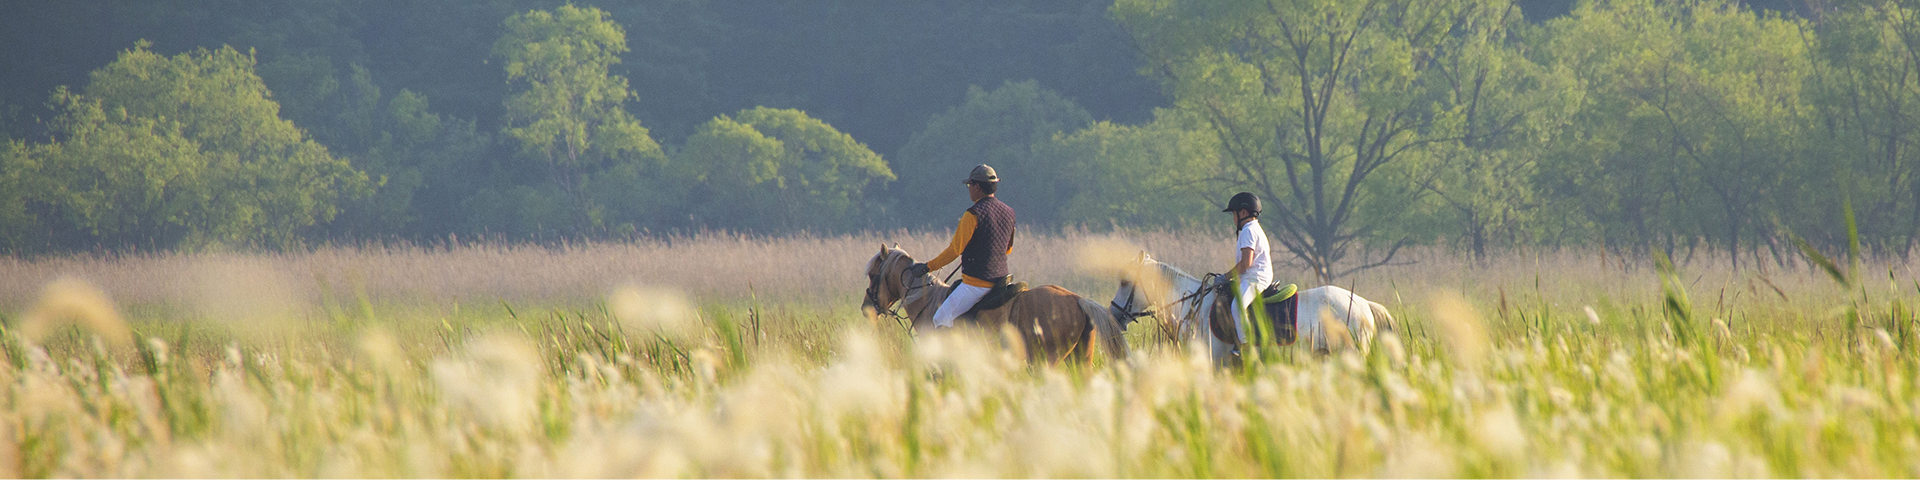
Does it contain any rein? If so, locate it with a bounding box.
[866,252,911,322]
[865,250,939,328]
[1113,272,1227,327]
[1110,294,1153,322]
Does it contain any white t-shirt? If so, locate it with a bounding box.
[1236,219,1273,287]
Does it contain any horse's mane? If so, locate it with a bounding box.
[874,246,947,308]
[1148,258,1198,284]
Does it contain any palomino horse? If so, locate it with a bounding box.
[861,245,1129,362]
[1108,253,1395,362]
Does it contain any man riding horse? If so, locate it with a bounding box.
[908,164,1015,329]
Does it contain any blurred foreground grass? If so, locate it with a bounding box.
[1,231,1918,477]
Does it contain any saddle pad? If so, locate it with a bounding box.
[1261,283,1297,303]
[1261,293,1299,346]
[1208,285,1299,346]
[960,280,1028,321]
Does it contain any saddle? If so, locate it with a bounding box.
[958,275,1029,323]
[1208,283,1299,346]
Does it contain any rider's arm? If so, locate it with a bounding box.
[1236,247,1256,274]
[925,211,977,272]
[1228,247,1254,278]
[1226,219,1256,279]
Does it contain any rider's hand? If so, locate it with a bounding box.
[906,262,929,278]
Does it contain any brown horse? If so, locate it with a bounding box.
[860,245,1129,362]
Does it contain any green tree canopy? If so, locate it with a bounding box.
[891,80,1094,227]
[1413,6,1581,260]
[1115,0,1510,281]
[1537,0,1817,264]
[496,5,662,230]
[679,107,894,232]
[6,43,369,251]
[1035,115,1218,227]
[1812,0,1920,252]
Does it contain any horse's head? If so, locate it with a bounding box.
[862,244,899,314]
[861,244,925,315]
[1109,252,1162,330]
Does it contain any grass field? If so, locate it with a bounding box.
[1,230,1917,477]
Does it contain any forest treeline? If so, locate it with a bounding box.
[0,0,1914,279]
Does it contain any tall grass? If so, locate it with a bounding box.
[0,229,1916,477]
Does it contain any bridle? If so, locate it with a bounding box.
[865,251,908,321]
[864,250,936,328]
[1109,281,1155,323]
[1110,271,1228,329]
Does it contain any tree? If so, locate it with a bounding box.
[495,5,663,231]
[321,87,495,239]
[1539,0,1817,265]
[0,140,45,251]
[679,107,894,232]
[16,43,369,251]
[891,80,1093,227]
[1415,6,1581,260]
[1813,1,1920,255]
[1034,116,1218,227]
[1114,0,1503,281]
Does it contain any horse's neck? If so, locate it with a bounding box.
[1150,262,1214,324]
[1157,262,1204,302]
[885,249,955,326]
[902,279,953,325]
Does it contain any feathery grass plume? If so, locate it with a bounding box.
[1379,332,1407,367]
[211,368,268,436]
[17,276,131,347]
[1073,237,1174,300]
[144,337,169,366]
[1873,328,1897,353]
[1318,308,1355,353]
[913,328,1015,390]
[1383,434,1459,477]
[0,416,16,478]
[1428,291,1488,373]
[1006,385,1115,478]
[188,257,305,331]
[1583,305,1601,325]
[355,327,406,374]
[1071,236,1145,273]
[1473,404,1527,460]
[1718,368,1782,421]
[1709,317,1733,343]
[818,328,902,418]
[431,333,544,430]
[607,283,697,337]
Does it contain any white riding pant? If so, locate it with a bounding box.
[1231,277,1270,344]
[932,283,991,328]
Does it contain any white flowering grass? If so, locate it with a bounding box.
[1,234,1918,477]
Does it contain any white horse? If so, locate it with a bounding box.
[1108,253,1395,362]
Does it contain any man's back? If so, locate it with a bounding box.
[961,196,1015,281]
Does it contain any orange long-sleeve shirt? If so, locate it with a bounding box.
[925,211,1014,287]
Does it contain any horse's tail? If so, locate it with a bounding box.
[1369,300,1397,333]
[1079,297,1132,361]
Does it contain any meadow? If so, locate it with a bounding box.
[0,229,1916,477]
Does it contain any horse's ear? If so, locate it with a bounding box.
[878,243,886,253]
[891,242,898,249]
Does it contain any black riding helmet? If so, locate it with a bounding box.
[1222,192,1260,215]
